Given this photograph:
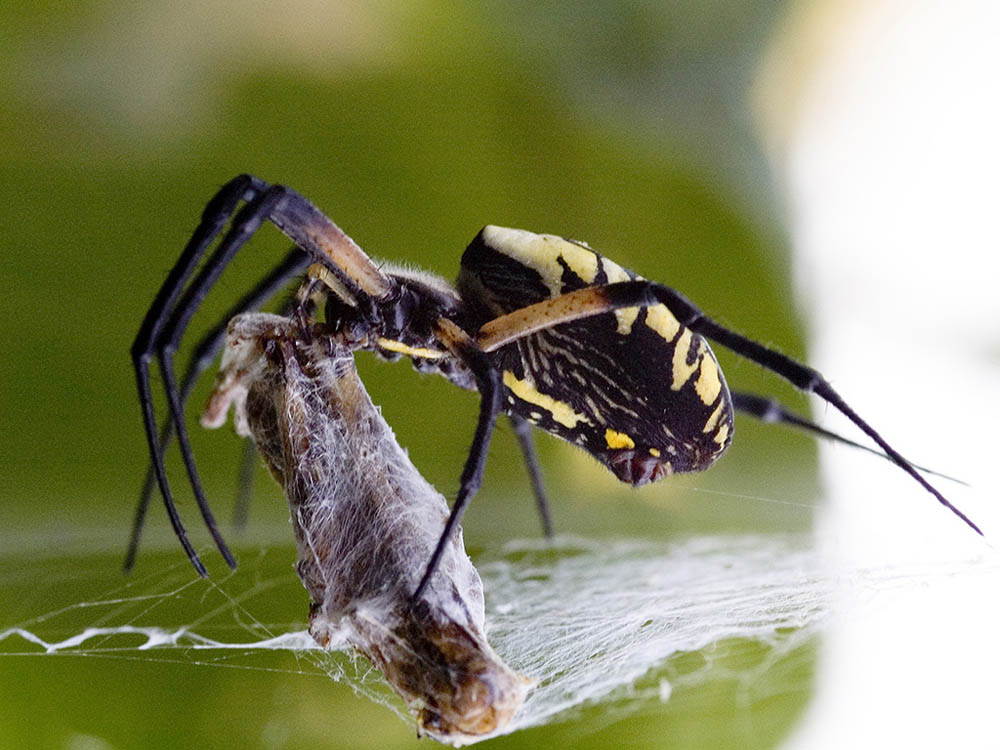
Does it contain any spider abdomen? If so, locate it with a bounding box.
[459,226,734,483]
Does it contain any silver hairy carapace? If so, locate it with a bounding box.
[201,313,529,744]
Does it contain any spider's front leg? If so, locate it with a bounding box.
[126,245,310,572]
[132,176,395,576]
[132,174,269,574]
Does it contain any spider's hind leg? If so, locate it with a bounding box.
[730,391,964,484]
[475,278,980,535]
[636,281,981,534]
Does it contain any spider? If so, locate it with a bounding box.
[130,174,980,599]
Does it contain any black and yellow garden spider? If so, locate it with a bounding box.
[130,174,979,599]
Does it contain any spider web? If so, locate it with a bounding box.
[0,530,877,733]
[4,524,996,744]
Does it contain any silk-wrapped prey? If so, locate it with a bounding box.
[202,313,529,744]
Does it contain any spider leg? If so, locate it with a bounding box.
[132,174,267,576]
[137,177,395,576]
[125,246,308,572]
[155,189,292,571]
[509,414,553,537]
[477,279,981,536]
[268,192,395,319]
[413,319,503,602]
[730,391,965,485]
[156,186,368,569]
[183,247,310,397]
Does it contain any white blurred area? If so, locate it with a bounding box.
[757,0,1000,747]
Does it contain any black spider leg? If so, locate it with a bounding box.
[730,391,966,485]
[509,414,553,536]
[132,174,267,576]
[413,324,503,602]
[148,183,391,576]
[125,246,308,572]
[155,188,295,574]
[154,191,294,573]
[601,281,983,536]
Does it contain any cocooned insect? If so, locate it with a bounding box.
[201,312,529,744]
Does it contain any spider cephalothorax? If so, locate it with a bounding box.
[130,174,980,597]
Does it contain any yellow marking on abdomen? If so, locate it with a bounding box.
[671,330,699,390]
[649,448,661,457]
[376,338,446,360]
[482,226,599,296]
[703,401,724,433]
[694,355,722,405]
[645,304,681,342]
[714,422,730,446]
[604,428,636,450]
[502,370,591,429]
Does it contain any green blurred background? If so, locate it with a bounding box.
[1,1,821,747]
